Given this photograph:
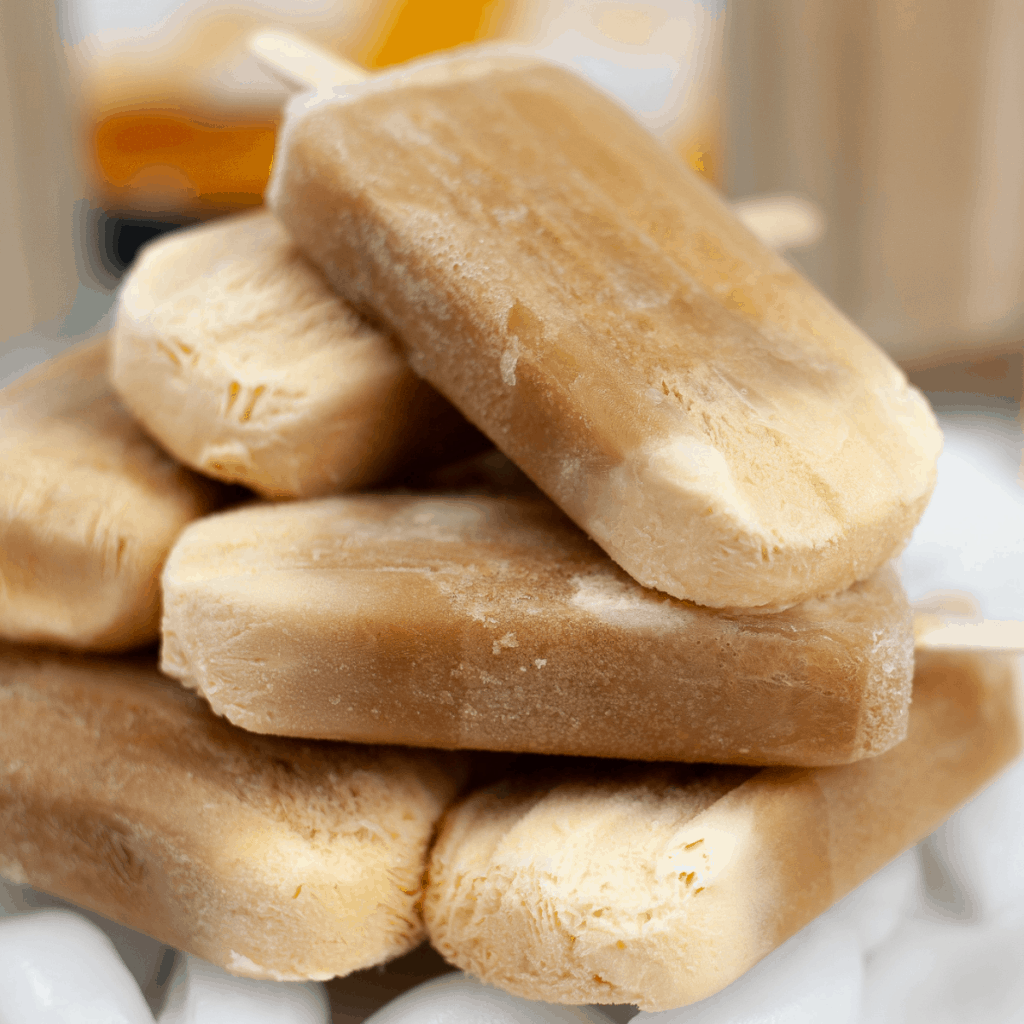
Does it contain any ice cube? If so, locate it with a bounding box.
[821,849,921,953]
[361,972,617,1022]
[861,916,1024,1023]
[924,754,1024,921]
[157,952,329,1024]
[0,908,154,1023]
[629,917,863,1023]
[0,879,173,1008]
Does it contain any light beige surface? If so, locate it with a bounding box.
[270,49,942,610]
[0,0,79,341]
[161,492,913,766]
[725,0,1024,367]
[0,338,220,651]
[0,643,468,980]
[111,211,476,499]
[424,647,1024,1011]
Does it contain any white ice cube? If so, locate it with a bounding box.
[821,850,921,953]
[924,754,1024,921]
[361,972,617,1023]
[630,917,863,1023]
[0,878,172,1002]
[861,916,1024,1023]
[157,952,329,1024]
[0,908,154,1023]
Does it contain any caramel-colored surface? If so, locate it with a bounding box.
[0,339,220,651]
[0,644,468,980]
[161,492,913,766]
[111,211,479,499]
[270,50,942,609]
[424,648,1024,1010]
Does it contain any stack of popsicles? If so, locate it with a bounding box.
[1,44,1020,1014]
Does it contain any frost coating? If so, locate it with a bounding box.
[161,494,914,766]
[500,342,520,386]
[569,573,681,631]
[0,646,467,982]
[425,651,1021,1010]
[271,51,942,608]
[0,338,219,652]
[110,211,471,499]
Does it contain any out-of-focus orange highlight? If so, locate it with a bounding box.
[93,112,276,217]
[685,141,714,183]
[86,0,506,219]
[364,0,507,68]
[84,0,717,218]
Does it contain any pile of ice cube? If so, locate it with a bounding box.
[3,751,1022,1024]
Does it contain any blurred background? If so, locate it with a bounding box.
[5,1,1024,362]
[2,0,1022,615]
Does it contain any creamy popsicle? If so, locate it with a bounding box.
[161,492,914,766]
[0,338,221,651]
[269,49,942,610]
[111,210,482,500]
[0,643,468,980]
[424,646,1023,1011]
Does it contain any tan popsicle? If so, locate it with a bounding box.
[249,31,827,253]
[160,491,914,766]
[264,41,942,610]
[0,643,468,980]
[122,32,823,506]
[0,338,222,651]
[424,645,1024,1011]
[111,209,482,499]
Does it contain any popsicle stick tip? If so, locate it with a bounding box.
[914,618,1024,652]
[731,194,826,252]
[248,29,367,93]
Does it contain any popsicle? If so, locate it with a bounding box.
[268,47,943,610]
[0,338,221,651]
[111,210,482,499]
[0,643,468,980]
[160,492,914,766]
[424,646,1024,1011]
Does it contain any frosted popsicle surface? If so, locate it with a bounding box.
[424,648,1023,1011]
[270,52,942,609]
[0,339,220,651]
[161,493,913,766]
[0,645,467,981]
[112,212,478,500]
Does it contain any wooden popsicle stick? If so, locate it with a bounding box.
[248,29,368,93]
[731,194,825,252]
[915,617,1024,652]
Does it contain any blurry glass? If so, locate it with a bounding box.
[62,0,512,226]
[1,2,81,341]
[723,0,1024,368]
[501,0,725,181]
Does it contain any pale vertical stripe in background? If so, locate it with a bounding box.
[723,0,864,311]
[966,0,1024,333]
[0,0,81,344]
[856,0,991,359]
[724,0,1024,368]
